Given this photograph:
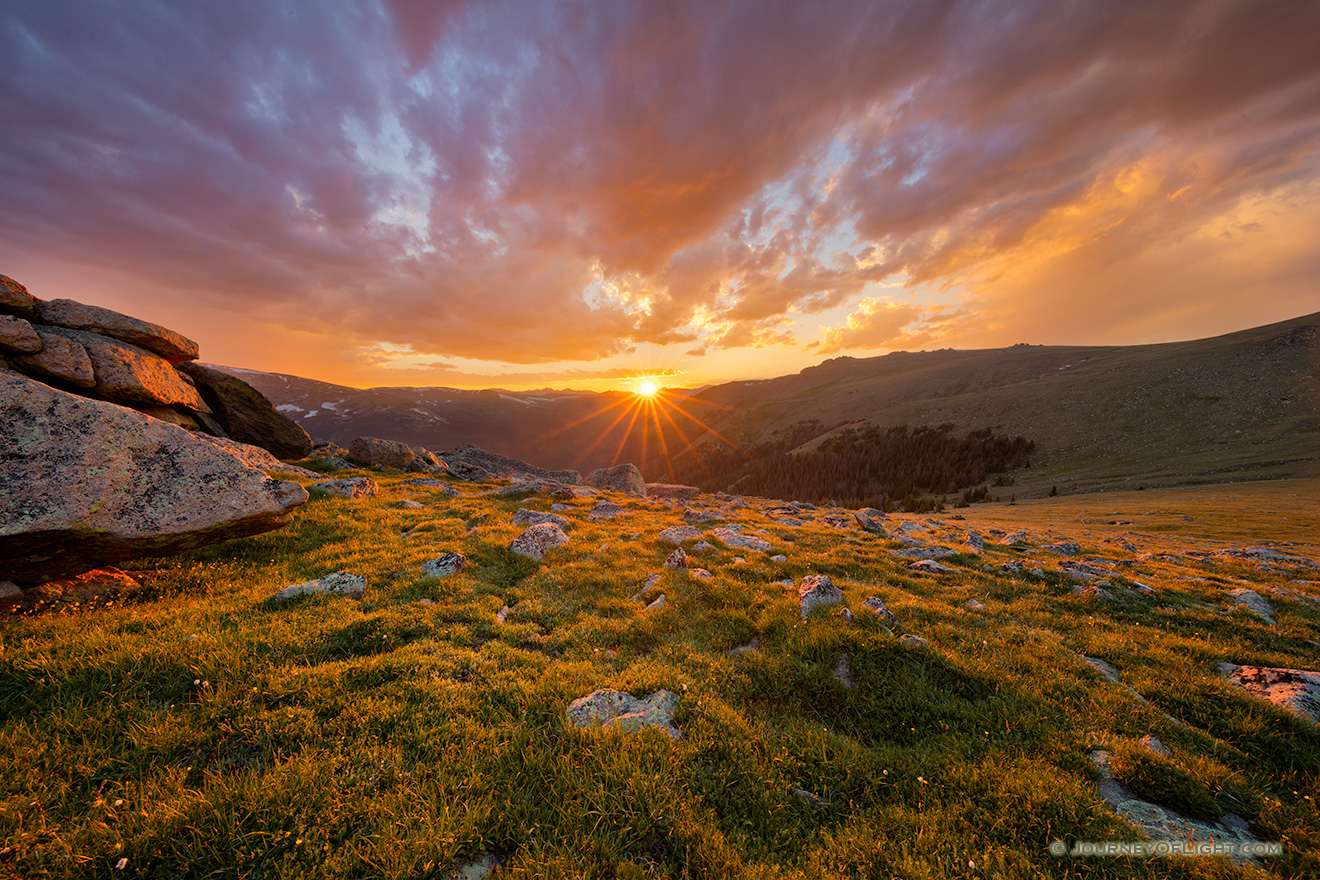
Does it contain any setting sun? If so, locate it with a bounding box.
[637,380,658,397]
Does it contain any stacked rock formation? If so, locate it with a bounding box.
[1,274,312,592]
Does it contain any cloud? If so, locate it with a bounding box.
[818,299,924,354]
[2,0,1318,386]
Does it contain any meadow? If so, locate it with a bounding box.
[1,467,1317,879]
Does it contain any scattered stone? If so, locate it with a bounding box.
[589,500,624,520]
[771,554,787,563]
[1072,584,1115,601]
[658,525,701,545]
[853,507,887,532]
[452,852,505,880]
[1,373,307,586]
[692,540,715,553]
[997,560,1024,575]
[1084,656,1122,684]
[965,599,987,612]
[646,594,667,611]
[713,527,772,552]
[664,547,688,569]
[512,508,570,530]
[798,574,843,618]
[271,571,365,601]
[309,477,379,500]
[495,605,509,624]
[731,556,747,565]
[908,559,954,574]
[964,531,985,554]
[1227,588,1275,624]
[683,507,722,524]
[894,546,956,560]
[583,463,647,496]
[645,483,699,501]
[176,363,312,459]
[1130,579,1156,596]
[510,523,570,561]
[0,581,22,609]
[421,553,468,578]
[37,298,199,362]
[1218,663,1320,724]
[497,478,575,498]
[566,689,682,739]
[408,446,448,475]
[861,596,897,627]
[1000,530,1030,545]
[838,606,854,623]
[690,568,714,580]
[899,634,928,648]
[398,499,424,509]
[1140,734,1171,758]
[348,436,415,470]
[1045,541,1082,555]
[11,329,95,387]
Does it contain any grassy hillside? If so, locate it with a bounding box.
[665,312,1320,496]
[2,465,1318,878]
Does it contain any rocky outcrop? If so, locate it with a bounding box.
[566,689,682,739]
[584,463,647,496]
[1,372,308,586]
[348,436,415,470]
[0,275,39,316]
[37,298,199,362]
[177,363,312,459]
[439,444,580,484]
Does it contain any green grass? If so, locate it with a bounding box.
[2,471,1318,878]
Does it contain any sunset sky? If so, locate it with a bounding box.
[3,1,1318,392]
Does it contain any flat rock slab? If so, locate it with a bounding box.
[908,559,954,574]
[11,330,95,387]
[309,477,379,499]
[512,508,569,529]
[713,527,772,552]
[37,298,199,361]
[271,571,365,601]
[0,314,42,353]
[1218,663,1320,724]
[422,553,468,578]
[510,523,569,560]
[41,326,207,410]
[566,689,681,739]
[799,574,843,618]
[1227,588,1275,624]
[658,525,702,545]
[645,483,699,501]
[1,373,307,586]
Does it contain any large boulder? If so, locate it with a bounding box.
[36,298,199,362]
[0,315,42,353]
[0,275,38,317]
[39,326,208,411]
[348,436,415,470]
[584,463,647,496]
[1,373,308,587]
[10,330,95,388]
[176,363,312,460]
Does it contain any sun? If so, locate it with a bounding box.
[637,380,658,397]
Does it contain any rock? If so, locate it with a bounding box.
[893,546,956,559]
[38,327,208,410]
[1083,656,1122,683]
[997,560,1024,575]
[584,463,647,496]
[589,500,624,520]
[408,446,448,474]
[398,499,424,509]
[690,568,714,580]
[1218,663,1320,724]
[1140,734,1172,757]
[440,444,579,484]
[1072,584,1115,601]
[712,527,772,552]
[271,571,365,601]
[771,554,788,563]
[348,436,415,470]
[691,540,715,553]
[37,298,199,362]
[175,363,312,459]
[900,634,928,648]
[0,314,42,353]
[645,483,699,501]
[10,330,95,387]
[1,373,307,586]
[309,477,378,499]
[1000,530,1030,545]
[861,596,897,627]
[0,275,38,316]
[0,580,22,609]
[838,606,854,623]
[1045,541,1082,555]
[853,507,888,533]
[566,689,681,739]
[403,477,456,494]
[41,567,141,603]
[658,525,701,545]
[495,605,509,624]
[908,559,954,574]
[646,594,667,611]
[510,523,569,560]
[497,478,574,497]
[664,547,688,569]
[965,599,987,612]
[193,435,320,478]
[964,531,985,553]
[512,508,570,530]
[1227,588,1275,624]
[683,507,722,524]
[798,574,843,618]
[793,788,828,807]
[421,552,468,578]
[833,655,854,689]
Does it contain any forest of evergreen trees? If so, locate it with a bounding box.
[673,421,1035,512]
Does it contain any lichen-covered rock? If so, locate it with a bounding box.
[798,574,843,618]
[658,525,701,545]
[193,435,319,478]
[1,372,307,586]
[271,571,365,601]
[1227,588,1275,624]
[11,330,95,387]
[348,436,415,470]
[0,314,42,353]
[590,500,624,520]
[861,596,897,627]
[853,507,888,533]
[566,689,681,739]
[309,477,378,499]
[36,298,198,362]
[713,527,772,552]
[909,559,954,574]
[176,363,312,459]
[1218,662,1320,723]
[584,463,647,496]
[0,275,38,317]
[39,326,207,410]
[408,446,448,474]
[422,552,468,578]
[512,508,569,529]
[664,547,688,569]
[510,523,569,560]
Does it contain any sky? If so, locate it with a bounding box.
[3,1,1319,392]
